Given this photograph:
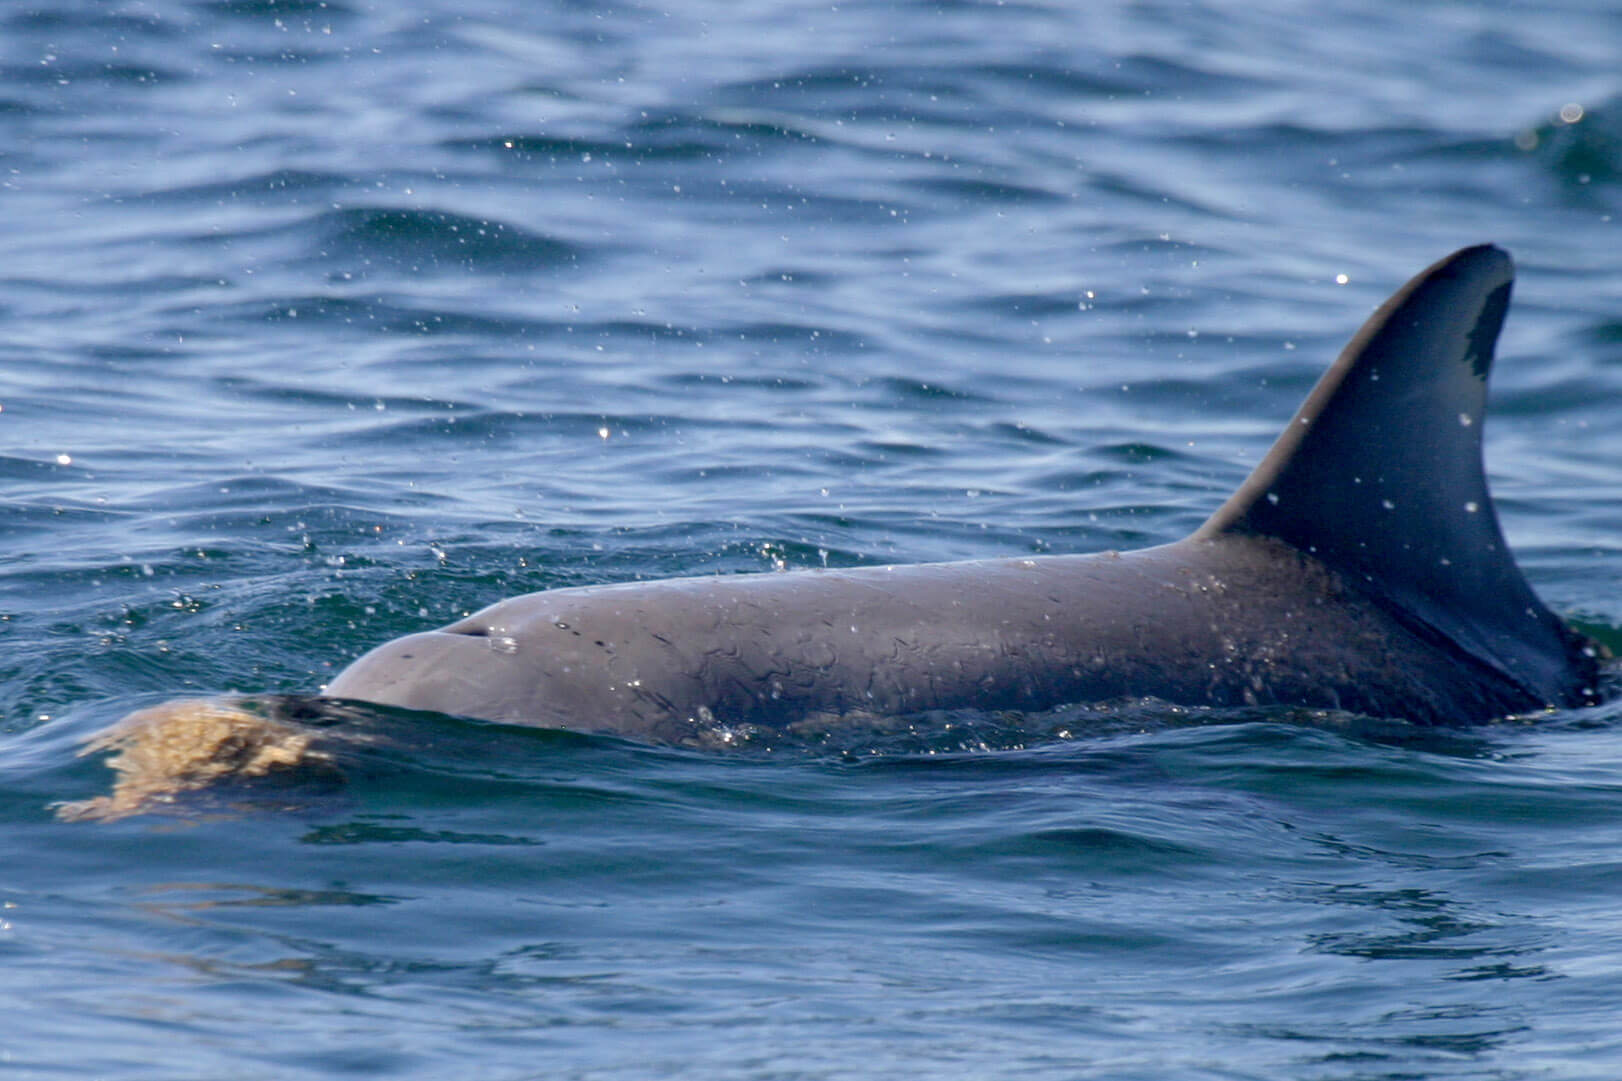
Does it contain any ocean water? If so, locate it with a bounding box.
[5,0,1622,1077]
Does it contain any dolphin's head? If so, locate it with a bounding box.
[321,595,669,732]
[323,627,554,725]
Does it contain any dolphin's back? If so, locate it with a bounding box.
[325,532,1574,739]
[322,246,1603,734]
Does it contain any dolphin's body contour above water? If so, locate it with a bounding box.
[323,246,1603,738]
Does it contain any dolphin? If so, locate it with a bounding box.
[319,244,1603,739]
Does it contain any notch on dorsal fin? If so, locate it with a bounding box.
[1196,245,1594,707]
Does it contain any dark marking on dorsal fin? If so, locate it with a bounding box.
[1196,244,1596,707]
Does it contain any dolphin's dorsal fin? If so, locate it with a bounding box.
[1196,244,1590,704]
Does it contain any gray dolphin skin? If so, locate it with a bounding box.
[323,246,1603,739]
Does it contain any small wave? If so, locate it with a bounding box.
[129,167,352,207]
[1516,98,1622,188]
[316,206,581,276]
[198,0,359,18]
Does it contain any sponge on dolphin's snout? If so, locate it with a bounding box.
[56,698,346,822]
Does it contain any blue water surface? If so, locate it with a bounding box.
[4,1,1622,1078]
